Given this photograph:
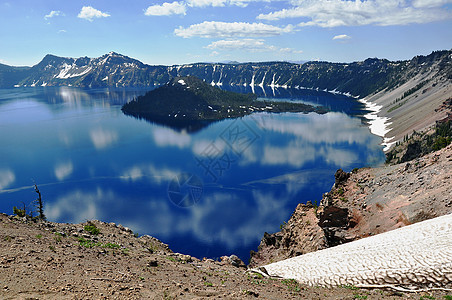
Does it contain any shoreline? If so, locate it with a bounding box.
[358,98,396,152]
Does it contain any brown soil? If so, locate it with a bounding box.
[2,214,450,299]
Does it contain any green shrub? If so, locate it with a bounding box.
[84,223,100,235]
[78,237,100,248]
[103,242,120,249]
[13,206,26,217]
[281,279,301,292]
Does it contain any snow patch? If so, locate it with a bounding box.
[359,98,394,151]
[178,79,186,85]
[56,63,92,79]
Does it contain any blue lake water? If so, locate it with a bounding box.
[0,86,385,262]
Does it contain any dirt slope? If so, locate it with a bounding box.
[1,214,438,299]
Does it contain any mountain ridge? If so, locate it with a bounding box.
[1,50,450,99]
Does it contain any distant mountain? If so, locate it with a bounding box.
[0,64,30,88]
[0,50,450,99]
[122,76,326,132]
[14,52,169,88]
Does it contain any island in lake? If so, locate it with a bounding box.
[121,76,327,132]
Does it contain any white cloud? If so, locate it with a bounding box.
[0,169,15,190]
[78,6,110,22]
[58,29,67,34]
[186,0,259,7]
[207,38,276,51]
[144,2,187,16]
[54,161,73,181]
[187,0,228,7]
[413,0,452,8]
[279,47,303,54]
[257,0,452,27]
[90,128,118,150]
[206,38,302,54]
[44,10,64,20]
[175,21,294,38]
[333,34,351,40]
[186,0,275,7]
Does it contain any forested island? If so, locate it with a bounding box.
[121,76,327,131]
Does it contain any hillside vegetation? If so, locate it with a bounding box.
[121,76,327,131]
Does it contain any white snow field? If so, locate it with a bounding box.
[255,213,452,288]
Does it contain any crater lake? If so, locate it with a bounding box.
[0,86,385,262]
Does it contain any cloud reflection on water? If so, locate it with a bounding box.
[42,182,292,253]
[45,188,108,223]
[90,128,118,150]
[152,127,191,149]
[0,169,15,190]
[256,112,374,145]
[147,189,291,250]
[121,164,181,185]
[239,112,379,169]
[54,161,74,181]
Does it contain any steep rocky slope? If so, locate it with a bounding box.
[363,51,452,149]
[250,143,452,268]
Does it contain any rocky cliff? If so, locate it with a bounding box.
[250,143,452,267]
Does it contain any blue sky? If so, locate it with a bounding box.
[0,0,451,66]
